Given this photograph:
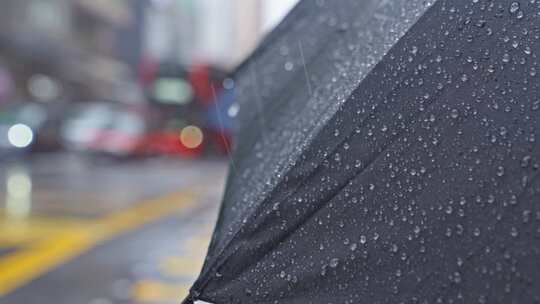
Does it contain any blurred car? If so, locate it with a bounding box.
[139,118,205,157]
[145,63,233,156]
[61,102,212,158]
[61,102,147,157]
[0,102,65,157]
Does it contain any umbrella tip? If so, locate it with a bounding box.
[182,290,203,304]
[181,296,194,304]
[181,292,195,304]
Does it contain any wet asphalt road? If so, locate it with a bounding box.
[0,153,227,304]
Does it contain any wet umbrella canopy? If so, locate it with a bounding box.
[185,0,540,303]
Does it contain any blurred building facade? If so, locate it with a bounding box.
[142,0,299,69]
[0,0,138,103]
[0,0,299,104]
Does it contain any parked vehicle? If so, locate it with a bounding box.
[145,63,233,157]
[0,102,65,157]
[60,102,147,157]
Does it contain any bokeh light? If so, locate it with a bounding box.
[180,125,203,149]
[7,123,34,148]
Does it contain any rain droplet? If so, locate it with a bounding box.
[329,258,339,268]
[496,166,505,177]
[532,101,540,111]
[510,227,519,237]
[228,103,240,117]
[450,109,459,119]
[521,155,531,167]
[284,61,294,71]
[509,2,520,14]
[360,235,367,244]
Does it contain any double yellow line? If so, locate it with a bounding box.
[0,191,198,296]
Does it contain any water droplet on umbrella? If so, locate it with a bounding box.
[496,166,505,177]
[510,227,519,237]
[509,2,520,14]
[284,61,295,71]
[360,235,367,244]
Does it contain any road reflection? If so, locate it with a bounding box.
[0,154,226,304]
[5,166,32,219]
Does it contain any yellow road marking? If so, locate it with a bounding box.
[130,224,214,302]
[131,280,190,303]
[159,256,205,278]
[0,229,94,296]
[185,235,212,252]
[0,217,93,248]
[0,191,198,297]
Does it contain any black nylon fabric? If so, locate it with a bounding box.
[186,0,540,303]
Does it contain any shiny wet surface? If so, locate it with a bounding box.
[0,153,227,304]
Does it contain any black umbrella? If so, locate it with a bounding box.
[184,0,540,303]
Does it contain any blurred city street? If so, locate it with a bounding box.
[0,154,227,304]
[0,1,298,303]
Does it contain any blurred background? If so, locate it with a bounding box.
[0,1,297,303]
